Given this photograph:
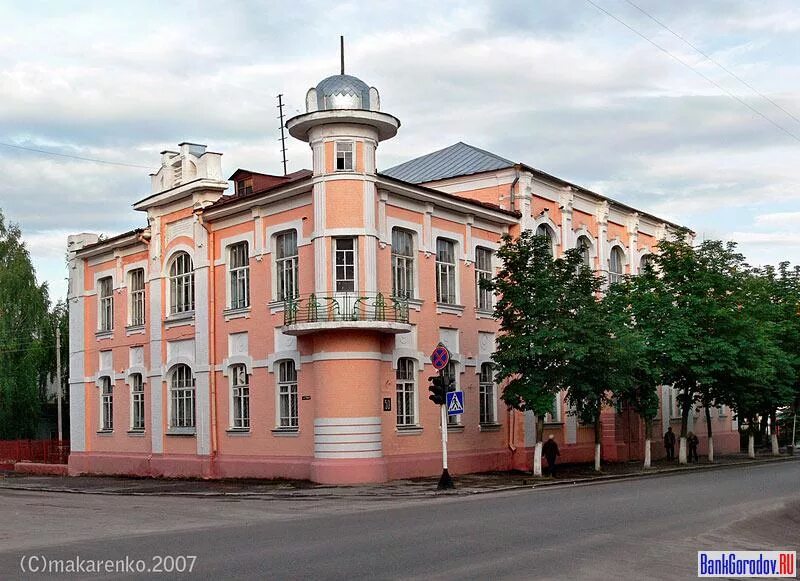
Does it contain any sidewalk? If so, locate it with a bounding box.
[0,452,795,500]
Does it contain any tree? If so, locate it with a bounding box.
[624,233,751,464]
[604,280,662,468]
[0,209,52,438]
[487,231,596,476]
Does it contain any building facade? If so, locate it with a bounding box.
[67,70,739,483]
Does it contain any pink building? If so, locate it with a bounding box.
[67,68,739,484]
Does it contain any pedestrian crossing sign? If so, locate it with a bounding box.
[446,391,464,416]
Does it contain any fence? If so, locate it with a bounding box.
[0,439,70,466]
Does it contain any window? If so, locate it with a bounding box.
[334,238,356,293]
[391,229,414,299]
[335,141,354,171]
[577,236,592,269]
[436,238,457,304]
[129,269,145,327]
[169,252,194,315]
[278,360,298,429]
[276,230,298,301]
[100,377,113,431]
[396,358,416,427]
[536,224,554,257]
[131,373,144,431]
[99,277,114,331]
[229,242,250,309]
[640,254,652,271]
[475,247,493,311]
[236,178,253,196]
[443,362,460,426]
[170,364,195,429]
[546,394,560,423]
[479,363,496,424]
[231,364,250,430]
[609,247,624,285]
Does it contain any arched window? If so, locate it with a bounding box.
[396,358,416,427]
[277,360,298,429]
[169,252,194,315]
[170,364,195,428]
[609,247,625,284]
[640,254,652,272]
[576,236,592,268]
[536,224,555,257]
[231,364,250,429]
[100,376,113,431]
[479,363,496,425]
[131,373,144,431]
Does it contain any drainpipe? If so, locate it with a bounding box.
[510,166,520,212]
[198,213,218,474]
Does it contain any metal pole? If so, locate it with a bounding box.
[441,404,448,470]
[437,368,454,490]
[793,409,797,448]
[56,325,62,444]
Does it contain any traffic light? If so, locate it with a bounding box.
[428,375,446,405]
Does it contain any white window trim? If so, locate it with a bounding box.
[474,246,494,312]
[93,269,116,333]
[265,222,308,301]
[166,364,196,430]
[574,230,598,270]
[390,227,418,299]
[332,236,358,294]
[98,376,113,431]
[164,245,196,317]
[335,140,355,172]
[435,237,460,306]
[225,240,251,311]
[228,363,250,430]
[478,363,498,425]
[128,373,145,432]
[275,359,299,430]
[395,358,419,427]
[533,216,561,256]
[607,241,628,284]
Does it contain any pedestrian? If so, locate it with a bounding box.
[664,426,676,460]
[542,434,560,478]
[687,431,699,463]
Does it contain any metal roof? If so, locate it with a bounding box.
[315,74,372,111]
[381,142,514,184]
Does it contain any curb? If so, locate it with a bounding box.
[0,456,796,500]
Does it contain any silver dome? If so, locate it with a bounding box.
[315,74,371,111]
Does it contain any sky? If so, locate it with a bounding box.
[1,0,798,301]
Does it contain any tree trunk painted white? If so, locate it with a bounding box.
[533,441,543,477]
[707,436,714,463]
[594,443,601,471]
[643,438,651,468]
[771,433,780,456]
[748,433,755,458]
[679,436,687,464]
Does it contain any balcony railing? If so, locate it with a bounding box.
[284,292,410,326]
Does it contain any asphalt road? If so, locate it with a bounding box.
[1,461,798,580]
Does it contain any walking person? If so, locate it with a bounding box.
[664,426,676,461]
[542,434,560,478]
[687,431,700,463]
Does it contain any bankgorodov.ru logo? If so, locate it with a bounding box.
[698,551,796,578]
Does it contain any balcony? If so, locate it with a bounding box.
[282,292,411,336]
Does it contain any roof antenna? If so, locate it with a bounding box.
[340,35,345,75]
[277,94,288,176]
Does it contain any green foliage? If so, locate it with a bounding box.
[486,231,606,437]
[0,208,58,438]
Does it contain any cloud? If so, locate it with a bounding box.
[0,0,798,298]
